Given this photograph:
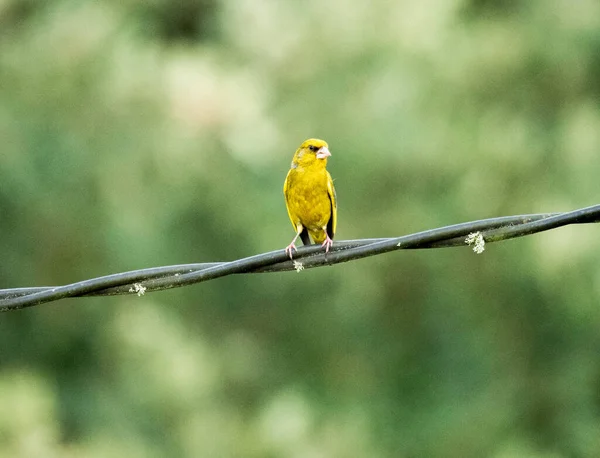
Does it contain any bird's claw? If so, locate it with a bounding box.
[285,243,297,259]
[321,236,333,253]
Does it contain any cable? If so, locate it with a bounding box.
[1,205,598,312]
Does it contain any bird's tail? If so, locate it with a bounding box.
[300,228,311,246]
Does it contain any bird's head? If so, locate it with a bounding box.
[292,138,331,168]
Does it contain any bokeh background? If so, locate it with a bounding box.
[1,0,600,456]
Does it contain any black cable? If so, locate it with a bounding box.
[1,205,598,312]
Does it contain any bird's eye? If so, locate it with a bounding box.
[309,145,318,152]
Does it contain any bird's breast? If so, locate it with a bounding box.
[286,168,331,229]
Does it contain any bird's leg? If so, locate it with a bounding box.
[321,233,333,253]
[285,225,303,259]
[285,238,298,259]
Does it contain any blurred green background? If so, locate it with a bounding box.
[1,0,600,456]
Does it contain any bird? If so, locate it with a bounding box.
[283,138,337,259]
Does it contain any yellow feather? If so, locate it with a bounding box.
[283,139,337,249]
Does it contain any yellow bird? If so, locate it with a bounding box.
[283,138,337,259]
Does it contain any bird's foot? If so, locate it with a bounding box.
[321,236,333,253]
[285,243,297,259]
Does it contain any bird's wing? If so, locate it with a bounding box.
[326,171,337,238]
[283,169,298,231]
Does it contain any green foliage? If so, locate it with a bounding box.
[1,0,600,456]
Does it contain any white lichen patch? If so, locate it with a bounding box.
[465,232,485,254]
[129,283,147,296]
[293,260,304,273]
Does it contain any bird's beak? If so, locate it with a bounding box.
[316,146,331,159]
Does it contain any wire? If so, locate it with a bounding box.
[1,204,599,312]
